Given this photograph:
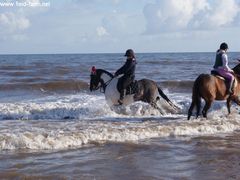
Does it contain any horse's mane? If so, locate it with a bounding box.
[232,64,240,76]
[97,69,114,78]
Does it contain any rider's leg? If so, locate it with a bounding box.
[218,70,234,94]
[118,76,126,105]
[118,77,132,105]
[225,73,234,94]
[118,89,126,104]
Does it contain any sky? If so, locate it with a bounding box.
[0,0,240,54]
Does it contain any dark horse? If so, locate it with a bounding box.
[90,67,178,111]
[188,63,240,120]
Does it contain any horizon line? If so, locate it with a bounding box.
[1,51,240,55]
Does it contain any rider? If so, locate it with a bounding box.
[213,42,234,94]
[114,49,136,105]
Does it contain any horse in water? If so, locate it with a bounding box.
[89,67,178,111]
[188,63,240,120]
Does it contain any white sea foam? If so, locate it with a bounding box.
[0,92,180,120]
[0,112,239,150]
[0,93,117,120]
[0,92,240,150]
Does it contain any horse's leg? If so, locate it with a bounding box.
[227,97,232,114]
[196,98,201,118]
[144,91,164,114]
[158,87,179,109]
[226,95,240,114]
[202,99,213,118]
[231,96,240,113]
[133,90,144,101]
[150,101,164,114]
[231,95,240,105]
[187,102,195,120]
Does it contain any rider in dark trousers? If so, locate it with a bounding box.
[114,49,136,105]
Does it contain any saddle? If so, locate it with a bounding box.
[117,80,139,95]
[126,80,138,95]
[211,70,236,92]
[211,70,225,80]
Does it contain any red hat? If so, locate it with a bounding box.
[91,66,96,74]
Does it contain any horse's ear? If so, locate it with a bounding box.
[91,66,97,75]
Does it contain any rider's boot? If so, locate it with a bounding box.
[227,80,234,95]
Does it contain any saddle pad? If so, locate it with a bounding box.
[117,79,138,95]
[215,75,225,80]
[211,70,225,80]
[126,81,138,95]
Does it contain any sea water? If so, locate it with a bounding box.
[0,53,240,179]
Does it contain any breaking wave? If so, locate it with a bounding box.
[0,92,240,150]
[0,93,179,120]
[160,80,194,92]
[0,80,89,93]
[0,113,239,150]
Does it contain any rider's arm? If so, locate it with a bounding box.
[115,62,127,76]
[222,54,233,72]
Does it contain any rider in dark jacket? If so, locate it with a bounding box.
[114,49,136,105]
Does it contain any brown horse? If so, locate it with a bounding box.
[188,63,240,120]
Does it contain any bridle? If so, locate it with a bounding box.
[98,77,113,93]
[91,69,113,93]
[103,78,114,92]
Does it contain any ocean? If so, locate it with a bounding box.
[0,52,240,179]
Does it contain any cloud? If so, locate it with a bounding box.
[207,0,240,27]
[143,0,240,34]
[0,0,51,41]
[0,12,30,33]
[101,11,144,37]
[102,13,127,35]
[0,12,30,42]
[96,26,109,37]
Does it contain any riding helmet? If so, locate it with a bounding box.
[220,42,228,50]
[124,49,135,58]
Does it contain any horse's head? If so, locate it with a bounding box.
[89,66,101,91]
[89,66,114,92]
[233,62,240,76]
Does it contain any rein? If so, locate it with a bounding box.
[99,78,113,93]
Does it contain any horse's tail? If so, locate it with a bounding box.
[157,87,179,110]
[187,75,203,120]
